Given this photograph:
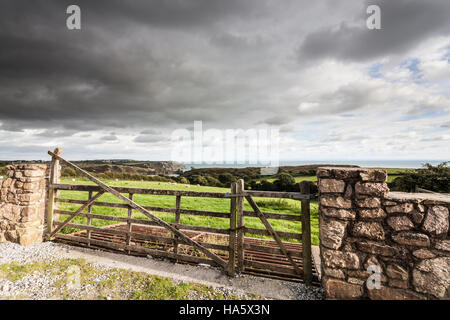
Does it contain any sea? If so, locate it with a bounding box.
[181,160,447,171]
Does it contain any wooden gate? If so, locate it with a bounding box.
[46,149,318,284]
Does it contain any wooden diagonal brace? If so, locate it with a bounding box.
[245,195,302,275]
[47,150,229,270]
[49,191,105,238]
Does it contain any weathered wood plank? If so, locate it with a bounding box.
[173,195,181,256]
[243,242,301,256]
[244,227,301,240]
[126,193,133,253]
[300,181,313,285]
[243,260,301,277]
[244,190,311,200]
[53,221,175,245]
[86,191,93,247]
[47,148,61,235]
[50,184,313,199]
[50,183,227,198]
[236,179,245,272]
[243,211,301,221]
[228,182,237,276]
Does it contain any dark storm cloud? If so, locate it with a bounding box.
[100,135,118,141]
[298,0,450,62]
[0,0,276,132]
[134,134,168,143]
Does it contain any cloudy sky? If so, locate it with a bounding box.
[0,0,449,162]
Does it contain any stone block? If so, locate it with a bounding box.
[422,206,449,237]
[320,218,347,250]
[320,196,352,209]
[322,208,356,220]
[352,221,385,240]
[413,257,450,299]
[359,208,386,219]
[385,203,414,214]
[359,170,387,182]
[357,241,398,256]
[323,278,363,299]
[355,197,381,208]
[435,240,450,252]
[368,286,425,300]
[387,216,414,231]
[413,249,436,260]
[355,182,389,197]
[319,179,346,193]
[323,267,345,279]
[386,264,408,281]
[322,248,360,269]
[392,232,430,247]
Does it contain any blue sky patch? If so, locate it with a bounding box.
[400,58,421,73]
[368,62,383,78]
[399,110,448,122]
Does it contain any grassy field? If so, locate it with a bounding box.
[259,167,415,184]
[57,178,319,246]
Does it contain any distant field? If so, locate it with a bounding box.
[57,178,319,246]
[257,168,415,184]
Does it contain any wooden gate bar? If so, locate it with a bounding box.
[300,181,313,285]
[173,195,181,256]
[228,182,237,276]
[47,148,61,234]
[47,150,229,271]
[244,195,302,275]
[86,191,93,247]
[236,179,245,272]
[126,193,133,253]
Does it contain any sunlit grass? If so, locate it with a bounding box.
[57,178,319,245]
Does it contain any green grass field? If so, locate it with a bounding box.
[259,167,414,184]
[57,178,319,246]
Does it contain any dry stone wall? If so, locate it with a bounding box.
[318,167,450,300]
[0,164,50,245]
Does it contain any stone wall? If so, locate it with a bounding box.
[0,164,49,245]
[317,167,450,300]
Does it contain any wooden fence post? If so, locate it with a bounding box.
[228,182,237,276]
[236,179,245,272]
[86,191,93,247]
[126,193,134,253]
[300,181,312,285]
[47,147,61,236]
[173,195,181,258]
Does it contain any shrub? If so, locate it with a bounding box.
[179,177,189,184]
[389,162,449,193]
[218,173,235,185]
[61,168,77,177]
[188,175,208,186]
[276,172,296,190]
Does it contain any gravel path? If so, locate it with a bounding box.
[0,242,324,300]
[0,242,73,265]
